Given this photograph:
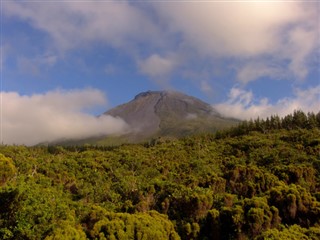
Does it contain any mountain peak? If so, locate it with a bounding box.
[104,90,238,142]
[133,90,181,100]
[134,90,160,100]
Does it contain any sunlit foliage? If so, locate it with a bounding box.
[0,111,319,239]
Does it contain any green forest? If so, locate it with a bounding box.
[0,110,320,239]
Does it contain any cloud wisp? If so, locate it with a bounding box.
[3,1,160,51]
[1,89,129,145]
[139,54,176,79]
[214,86,320,120]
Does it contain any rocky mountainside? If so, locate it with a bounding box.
[102,90,238,143]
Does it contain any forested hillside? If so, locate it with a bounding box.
[0,111,319,239]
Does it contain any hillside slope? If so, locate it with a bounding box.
[102,90,238,143]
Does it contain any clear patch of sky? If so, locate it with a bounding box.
[2,17,53,94]
[246,78,295,104]
[3,17,51,55]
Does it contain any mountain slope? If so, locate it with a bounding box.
[50,90,239,146]
[102,90,238,142]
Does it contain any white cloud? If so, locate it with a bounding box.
[237,62,285,84]
[154,2,315,56]
[153,1,318,82]
[3,1,160,51]
[214,86,320,120]
[3,1,318,85]
[1,89,129,145]
[284,26,318,80]
[138,54,176,79]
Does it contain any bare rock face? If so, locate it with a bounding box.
[104,90,231,140]
[105,91,162,136]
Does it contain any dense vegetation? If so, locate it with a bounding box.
[0,111,319,239]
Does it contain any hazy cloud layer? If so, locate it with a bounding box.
[154,2,311,55]
[17,54,57,76]
[214,86,320,120]
[236,62,285,84]
[1,89,129,145]
[153,1,318,82]
[3,1,159,51]
[4,1,318,85]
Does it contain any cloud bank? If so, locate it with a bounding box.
[214,86,320,120]
[153,1,318,82]
[4,1,318,85]
[1,89,129,145]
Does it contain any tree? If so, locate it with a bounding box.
[0,154,16,186]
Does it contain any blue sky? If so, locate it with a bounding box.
[1,1,319,145]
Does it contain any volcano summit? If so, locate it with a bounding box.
[102,90,238,143]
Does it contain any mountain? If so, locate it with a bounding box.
[50,90,239,146]
[100,90,238,143]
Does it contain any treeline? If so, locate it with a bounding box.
[216,110,320,138]
[0,111,319,239]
